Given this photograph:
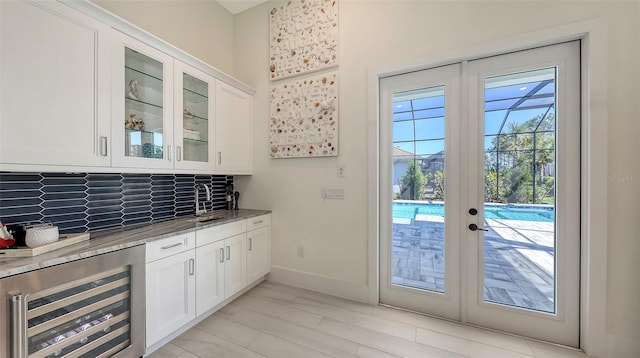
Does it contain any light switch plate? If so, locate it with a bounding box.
[324,188,344,199]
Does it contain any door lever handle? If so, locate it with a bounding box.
[468,223,488,232]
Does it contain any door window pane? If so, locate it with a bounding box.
[415,118,445,140]
[482,67,557,313]
[391,86,446,294]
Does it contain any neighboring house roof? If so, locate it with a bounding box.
[422,150,444,165]
[393,146,414,157]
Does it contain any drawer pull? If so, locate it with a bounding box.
[253,220,264,225]
[160,242,183,250]
[100,136,108,156]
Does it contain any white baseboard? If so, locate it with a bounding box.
[268,266,370,303]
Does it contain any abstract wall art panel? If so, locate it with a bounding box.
[269,0,338,80]
[269,72,338,158]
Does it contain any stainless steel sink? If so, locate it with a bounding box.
[191,214,226,223]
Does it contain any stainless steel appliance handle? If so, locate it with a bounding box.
[9,291,27,358]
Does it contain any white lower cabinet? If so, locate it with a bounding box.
[145,233,196,348]
[195,220,247,316]
[247,215,272,283]
[146,214,271,351]
[195,239,225,316]
[224,233,248,299]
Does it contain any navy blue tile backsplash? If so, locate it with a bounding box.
[0,172,233,234]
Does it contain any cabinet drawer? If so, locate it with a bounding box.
[146,232,195,263]
[246,214,270,231]
[196,220,246,247]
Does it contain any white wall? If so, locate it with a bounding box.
[232,1,640,356]
[93,0,235,75]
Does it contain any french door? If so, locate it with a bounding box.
[379,41,580,346]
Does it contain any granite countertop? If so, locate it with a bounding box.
[0,209,270,279]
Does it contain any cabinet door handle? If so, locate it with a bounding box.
[167,145,172,161]
[226,245,230,260]
[100,136,108,156]
[218,151,222,165]
[219,247,225,263]
[189,258,195,276]
[177,146,182,161]
[249,238,252,251]
[161,242,183,250]
[9,291,27,358]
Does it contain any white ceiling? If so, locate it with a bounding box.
[217,0,267,15]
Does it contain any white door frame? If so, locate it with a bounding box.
[367,18,608,356]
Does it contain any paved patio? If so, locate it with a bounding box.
[392,214,555,313]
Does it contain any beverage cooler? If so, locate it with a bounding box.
[0,245,145,358]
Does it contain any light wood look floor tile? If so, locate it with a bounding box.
[248,332,333,358]
[233,294,323,328]
[147,342,199,358]
[372,305,534,355]
[150,281,589,358]
[256,282,374,315]
[217,308,363,357]
[171,327,266,358]
[416,327,534,358]
[355,345,402,358]
[195,314,261,347]
[316,317,465,358]
[219,302,379,357]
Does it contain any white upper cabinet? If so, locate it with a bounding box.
[0,1,111,169]
[1,0,254,174]
[174,62,216,171]
[215,81,253,174]
[111,32,175,170]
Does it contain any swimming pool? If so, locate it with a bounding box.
[393,202,554,222]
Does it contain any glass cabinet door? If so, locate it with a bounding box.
[174,63,215,171]
[124,47,164,160]
[112,34,174,170]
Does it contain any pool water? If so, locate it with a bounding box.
[393,202,554,222]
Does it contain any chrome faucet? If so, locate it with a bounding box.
[195,184,211,216]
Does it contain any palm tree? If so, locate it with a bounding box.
[485,114,555,203]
